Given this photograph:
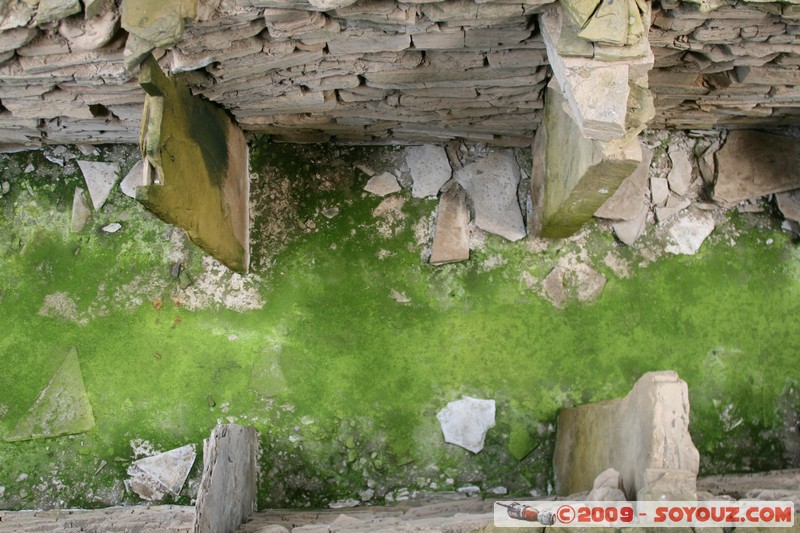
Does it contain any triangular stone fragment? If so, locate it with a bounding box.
[364,171,401,197]
[127,444,196,501]
[120,160,146,199]
[5,348,95,442]
[77,160,120,209]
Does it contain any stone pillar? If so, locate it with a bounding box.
[137,55,250,273]
[533,1,655,238]
[554,371,700,501]
[193,424,259,533]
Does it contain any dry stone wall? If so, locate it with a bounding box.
[650,1,800,128]
[1,0,800,148]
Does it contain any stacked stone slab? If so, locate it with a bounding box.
[3,0,800,148]
[650,0,800,128]
[532,0,655,237]
[0,0,553,148]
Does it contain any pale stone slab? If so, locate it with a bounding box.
[455,151,526,241]
[650,177,669,206]
[364,171,401,197]
[127,444,196,501]
[595,145,652,221]
[714,130,800,205]
[436,396,496,454]
[70,187,91,232]
[194,425,258,533]
[612,200,648,245]
[4,348,95,442]
[665,211,715,255]
[668,148,692,196]
[777,189,800,223]
[120,160,145,199]
[406,144,451,198]
[77,160,120,209]
[554,371,700,500]
[430,180,469,265]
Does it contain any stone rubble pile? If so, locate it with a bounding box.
[595,128,800,248]
[650,0,800,128]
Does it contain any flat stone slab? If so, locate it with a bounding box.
[777,189,800,223]
[668,148,692,197]
[595,146,652,221]
[455,151,525,241]
[714,130,800,206]
[77,160,120,209]
[119,159,145,199]
[4,347,95,442]
[406,145,451,198]
[436,396,495,454]
[364,171,401,197]
[430,180,469,265]
[665,211,715,255]
[612,198,648,246]
[70,187,91,232]
[542,262,606,308]
[127,444,196,501]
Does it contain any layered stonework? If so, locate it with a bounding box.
[1,1,800,148]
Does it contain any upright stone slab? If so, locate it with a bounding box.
[430,180,469,265]
[194,424,258,533]
[554,371,700,501]
[138,55,250,272]
[534,83,642,238]
[714,130,800,206]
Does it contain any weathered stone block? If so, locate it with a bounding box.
[430,180,470,265]
[714,130,800,206]
[535,82,641,238]
[121,0,197,48]
[455,150,526,241]
[138,55,250,272]
[554,371,700,500]
[193,424,259,533]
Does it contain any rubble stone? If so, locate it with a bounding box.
[714,130,800,206]
[454,151,526,242]
[406,144,452,199]
[430,180,470,265]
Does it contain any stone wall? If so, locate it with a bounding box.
[1,0,800,148]
[650,1,800,128]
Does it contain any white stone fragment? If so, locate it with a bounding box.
[119,160,145,199]
[665,211,715,255]
[436,396,496,454]
[406,145,451,199]
[364,172,401,197]
[77,160,120,209]
[127,444,196,501]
